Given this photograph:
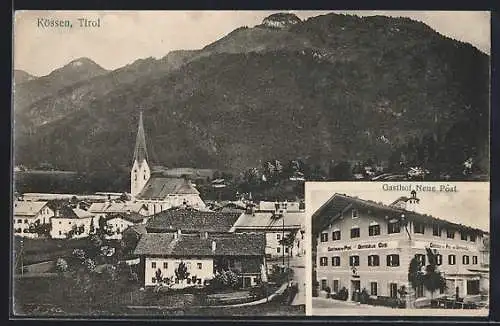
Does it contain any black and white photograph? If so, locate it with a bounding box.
[306,181,490,316]
[11,10,490,318]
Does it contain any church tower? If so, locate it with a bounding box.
[131,111,151,197]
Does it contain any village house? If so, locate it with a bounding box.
[88,201,150,218]
[13,200,54,238]
[134,232,266,288]
[230,201,306,258]
[312,192,489,305]
[103,212,148,240]
[130,112,207,213]
[50,206,97,239]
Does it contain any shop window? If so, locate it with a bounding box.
[370,282,378,296]
[472,256,478,265]
[331,256,341,266]
[320,233,328,242]
[415,254,426,266]
[352,209,358,219]
[319,257,328,266]
[368,255,380,266]
[389,283,398,298]
[448,254,456,265]
[350,227,360,239]
[414,222,425,234]
[332,230,341,241]
[463,255,470,265]
[369,224,380,236]
[333,280,339,293]
[321,279,328,291]
[447,229,455,239]
[387,254,400,267]
[467,280,480,295]
[388,221,400,234]
[460,231,468,241]
[349,255,360,267]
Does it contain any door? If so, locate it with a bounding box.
[351,280,361,301]
[243,277,252,288]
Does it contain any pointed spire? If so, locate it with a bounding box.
[133,110,149,164]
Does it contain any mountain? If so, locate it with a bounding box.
[13,70,37,85]
[14,13,489,181]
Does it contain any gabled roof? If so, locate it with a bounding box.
[136,176,199,200]
[88,201,147,214]
[124,223,147,236]
[13,201,50,217]
[231,211,305,231]
[52,206,94,219]
[145,209,240,233]
[312,193,488,236]
[134,233,265,257]
[105,212,146,224]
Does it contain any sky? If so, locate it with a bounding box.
[13,10,491,76]
[305,182,490,232]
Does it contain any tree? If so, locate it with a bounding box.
[422,248,447,299]
[155,268,163,284]
[329,161,353,181]
[89,218,96,235]
[175,261,190,284]
[73,248,86,262]
[55,258,68,274]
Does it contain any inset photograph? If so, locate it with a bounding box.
[306,182,489,316]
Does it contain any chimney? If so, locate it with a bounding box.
[212,240,216,252]
[54,209,60,217]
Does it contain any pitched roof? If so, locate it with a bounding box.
[124,223,147,236]
[312,193,488,235]
[105,212,146,224]
[231,211,305,231]
[145,209,240,233]
[53,206,94,219]
[132,111,148,164]
[134,233,265,257]
[13,201,49,217]
[88,201,147,214]
[136,176,199,200]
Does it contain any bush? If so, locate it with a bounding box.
[366,296,406,308]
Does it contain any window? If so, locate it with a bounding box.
[448,254,456,265]
[414,222,425,234]
[321,279,328,291]
[152,278,156,283]
[389,283,398,298]
[320,233,328,242]
[369,224,380,236]
[277,247,281,253]
[415,254,426,266]
[470,234,476,242]
[319,257,328,266]
[462,255,470,265]
[151,262,156,268]
[24,219,28,223]
[333,280,339,293]
[436,254,443,265]
[416,284,424,298]
[460,231,468,241]
[349,255,360,267]
[277,234,281,240]
[387,254,400,267]
[472,256,478,265]
[332,230,341,241]
[17,219,22,223]
[350,227,360,238]
[368,255,380,266]
[388,221,400,234]
[447,229,455,239]
[432,224,441,236]
[68,221,71,225]
[352,209,358,219]
[285,247,289,253]
[331,256,341,266]
[163,262,168,269]
[370,282,378,296]
[467,280,480,295]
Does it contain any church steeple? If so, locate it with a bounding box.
[131,110,151,197]
[133,110,149,164]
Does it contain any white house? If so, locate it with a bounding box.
[50,206,97,239]
[104,212,148,240]
[88,201,150,218]
[13,200,54,238]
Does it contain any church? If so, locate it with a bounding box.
[130,112,207,214]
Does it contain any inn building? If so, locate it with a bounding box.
[313,192,489,303]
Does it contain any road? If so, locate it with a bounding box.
[266,256,305,306]
[312,298,488,316]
